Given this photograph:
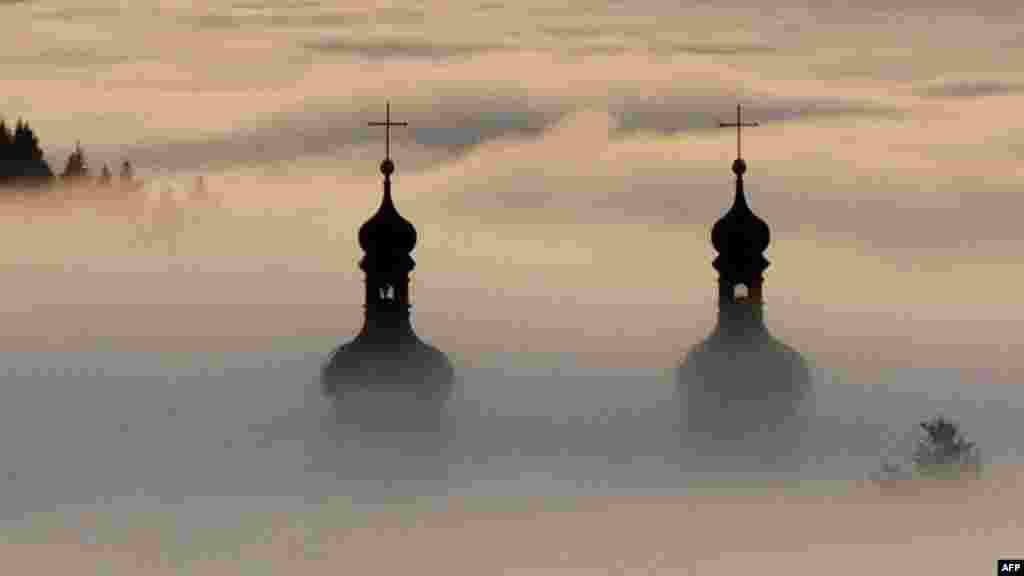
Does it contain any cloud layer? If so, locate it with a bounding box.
[916,80,1024,99]
[2,1,1023,362]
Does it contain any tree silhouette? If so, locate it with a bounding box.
[120,159,135,187]
[874,415,982,484]
[0,118,54,188]
[99,163,112,187]
[0,120,12,185]
[911,415,981,480]
[192,175,206,200]
[61,141,90,184]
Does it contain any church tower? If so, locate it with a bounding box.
[357,155,418,343]
[322,103,454,404]
[675,105,811,462]
[711,155,771,341]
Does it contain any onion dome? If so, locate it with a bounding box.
[358,158,417,258]
[711,158,770,279]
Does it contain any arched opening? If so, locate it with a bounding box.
[733,283,749,301]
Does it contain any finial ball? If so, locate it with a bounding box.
[732,158,747,176]
[380,158,395,176]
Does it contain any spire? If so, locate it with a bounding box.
[367,101,408,180]
[718,104,759,211]
[322,101,454,399]
[711,105,770,283]
[359,102,417,263]
[719,104,759,163]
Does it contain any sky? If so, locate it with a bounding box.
[1,1,1024,570]
[2,0,1022,380]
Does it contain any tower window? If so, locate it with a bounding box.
[733,283,749,300]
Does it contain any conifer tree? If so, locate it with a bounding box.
[99,164,112,187]
[120,159,134,186]
[12,121,28,164]
[61,141,89,184]
[192,175,206,200]
[0,120,12,185]
[6,120,53,187]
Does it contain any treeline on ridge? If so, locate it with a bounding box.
[0,117,142,192]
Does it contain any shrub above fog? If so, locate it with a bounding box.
[876,415,982,484]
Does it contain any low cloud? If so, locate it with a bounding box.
[304,37,506,60]
[0,47,142,69]
[304,37,769,61]
[427,102,1020,264]
[537,20,778,57]
[115,93,565,172]
[564,42,777,57]
[231,0,323,8]
[612,95,902,137]
[303,19,776,61]
[475,1,505,12]
[916,80,1024,99]
[193,10,369,30]
[192,3,422,31]
[31,5,122,20]
[537,22,651,39]
[653,42,777,56]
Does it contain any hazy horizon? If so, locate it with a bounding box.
[2,1,1023,572]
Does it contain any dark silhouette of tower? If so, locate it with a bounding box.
[710,153,771,341]
[322,103,455,423]
[676,105,811,464]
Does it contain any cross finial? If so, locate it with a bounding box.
[367,101,409,161]
[718,104,759,160]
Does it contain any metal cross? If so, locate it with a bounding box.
[367,101,408,159]
[718,104,759,159]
